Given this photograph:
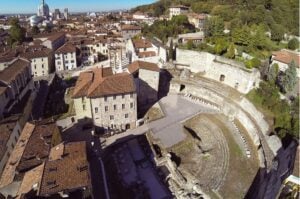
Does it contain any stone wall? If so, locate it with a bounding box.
[175,49,261,94]
[170,80,282,168]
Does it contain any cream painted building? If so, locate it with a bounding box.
[169,5,189,19]
[126,38,167,66]
[0,58,34,118]
[55,44,77,71]
[21,46,54,77]
[271,49,300,78]
[72,67,137,130]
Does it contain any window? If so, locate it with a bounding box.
[113,95,116,100]
[105,106,108,112]
[83,104,86,110]
[125,114,128,118]
[104,97,107,102]
[41,58,44,62]
[130,103,134,108]
[114,105,117,110]
[110,115,114,120]
[34,65,36,69]
[42,64,44,68]
[122,94,125,99]
[11,143,14,149]
[122,104,125,109]
[130,93,133,98]
[95,107,98,113]
[71,60,74,63]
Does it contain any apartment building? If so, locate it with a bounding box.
[55,44,77,71]
[169,5,189,19]
[187,13,207,30]
[0,115,22,175]
[21,45,54,77]
[0,58,34,118]
[72,67,137,130]
[121,24,142,40]
[126,38,167,65]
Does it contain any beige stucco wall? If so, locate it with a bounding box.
[31,56,52,77]
[74,97,92,120]
[55,52,77,71]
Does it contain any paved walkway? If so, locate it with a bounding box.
[104,94,217,147]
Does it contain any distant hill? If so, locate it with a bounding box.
[132,0,299,36]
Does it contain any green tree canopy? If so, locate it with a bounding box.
[204,16,224,37]
[287,38,299,50]
[8,18,25,46]
[281,61,297,92]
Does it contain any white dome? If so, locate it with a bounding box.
[38,1,50,18]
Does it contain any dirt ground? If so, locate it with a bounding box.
[169,113,259,198]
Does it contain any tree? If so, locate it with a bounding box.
[204,16,224,37]
[214,38,228,55]
[268,63,279,83]
[287,38,299,50]
[232,26,252,46]
[281,61,297,92]
[44,25,52,33]
[8,18,25,46]
[31,25,40,35]
[270,24,284,42]
[225,43,235,59]
[186,40,194,50]
[169,39,174,61]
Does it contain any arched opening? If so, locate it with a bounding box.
[219,74,225,82]
[180,84,185,91]
[125,124,130,130]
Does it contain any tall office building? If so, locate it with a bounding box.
[64,8,69,20]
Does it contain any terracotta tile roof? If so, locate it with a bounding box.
[16,122,59,173]
[16,163,45,199]
[128,60,160,74]
[133,39,152,49]
[39,142,90,196]
[20,47,52,59]
[0,58,30,84]
[169,5,189,9]
[73,67,135,98]
[0,115,20,161]
[121,24,141,31]
[0,123,35,188]
[48,143,64,161]
[88,72,136,98]
[55,44,76,54]
[0,56,15,63]
[72,71,94,98]
[138,51,156,58]
[272,49,300,67]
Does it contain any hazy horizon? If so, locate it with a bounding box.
[0,0,156,15]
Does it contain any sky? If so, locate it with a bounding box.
[0,0,156,14]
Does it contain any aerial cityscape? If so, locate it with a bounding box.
[0,0,299,198]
